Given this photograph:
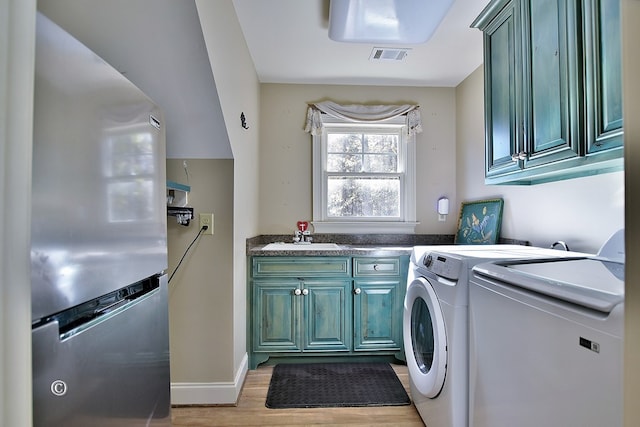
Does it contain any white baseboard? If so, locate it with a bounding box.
[170,353,249,405]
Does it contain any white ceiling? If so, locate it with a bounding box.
[232,0,490,87]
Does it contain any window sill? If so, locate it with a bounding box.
[311,221,419,234]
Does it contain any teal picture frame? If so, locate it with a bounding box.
[454,198,504,245]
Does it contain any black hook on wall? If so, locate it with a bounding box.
[240,112,249,129]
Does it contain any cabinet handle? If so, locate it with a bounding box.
[354,288,361,295]
[294,288,302,296]
[302,288,309,296]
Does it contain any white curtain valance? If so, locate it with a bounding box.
[304,101,422,136]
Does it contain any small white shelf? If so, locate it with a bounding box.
[166,180,193,225]
[166,180,190,207]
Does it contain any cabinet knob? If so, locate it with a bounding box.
[302,288,309,296]
[373,264,379,271]
[294,288,302,296]
[354,288,361,295]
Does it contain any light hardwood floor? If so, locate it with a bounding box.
[171,364,425,426]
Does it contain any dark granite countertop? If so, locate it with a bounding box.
[249,243,414,257]
[246,234,530,257]
[247,234,449,256]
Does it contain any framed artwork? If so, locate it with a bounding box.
[454,198,504,245]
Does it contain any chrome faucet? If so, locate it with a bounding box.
[294,221,313,244]
[294,230,313,244]
[550,241,570,251]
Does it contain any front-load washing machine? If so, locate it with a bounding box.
[403,245,588,427]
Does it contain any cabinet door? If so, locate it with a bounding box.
[482,1,524,178]
[522,0,581,166]
[584,0,623,154]
[252,280,301,353]
[302,280,351,352]
[353,280,402,351]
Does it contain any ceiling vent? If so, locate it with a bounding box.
[369,47,410,62]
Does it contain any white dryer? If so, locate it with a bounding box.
[404,245,587,427]
[469,232,625,427]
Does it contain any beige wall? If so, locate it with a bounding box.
[166,159,233,396]
[259,77,625,253]
[259,83,458,235]
[195,0,261,401]
[456,66,624,253]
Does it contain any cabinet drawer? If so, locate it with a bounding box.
[353,257,400,277]
[252,257,351,278]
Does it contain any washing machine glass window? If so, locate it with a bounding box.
[404,277,447,398]
[411,297,434,374]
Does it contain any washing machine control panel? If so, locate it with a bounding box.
[422,253,463,281]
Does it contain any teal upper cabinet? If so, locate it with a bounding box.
[473,0,623,185]
[524,0,581,167]
[583,0,623,154]
[477,1,522,178]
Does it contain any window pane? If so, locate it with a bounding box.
[327,133,362,153]
[364,134,398,154]
[327,176,400,217]
[363,154,397,172]
[327,153,362,172]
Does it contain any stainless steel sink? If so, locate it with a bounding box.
[261,242,341,250]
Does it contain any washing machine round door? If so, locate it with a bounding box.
[403,276,447,398]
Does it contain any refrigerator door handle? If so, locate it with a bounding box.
[60,283,161,340]
[92,285,159,317]
[94,298,133,316]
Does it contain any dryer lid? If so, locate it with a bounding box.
[474,257,624,313]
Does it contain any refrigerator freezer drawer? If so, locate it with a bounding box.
[32,276,170,427]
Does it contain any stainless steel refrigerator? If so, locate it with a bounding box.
[31,12,171,426]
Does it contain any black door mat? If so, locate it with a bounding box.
[265,362,411,409]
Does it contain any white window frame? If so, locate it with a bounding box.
[312,116,417,234]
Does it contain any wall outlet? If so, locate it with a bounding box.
[199,213,214,235]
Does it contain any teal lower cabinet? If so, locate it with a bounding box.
[352,257,406,352]
[249,255,408,369]
[252,278,351,354]
[252,281,300,352]
[303,280,352,351]
[353,280,402,351]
